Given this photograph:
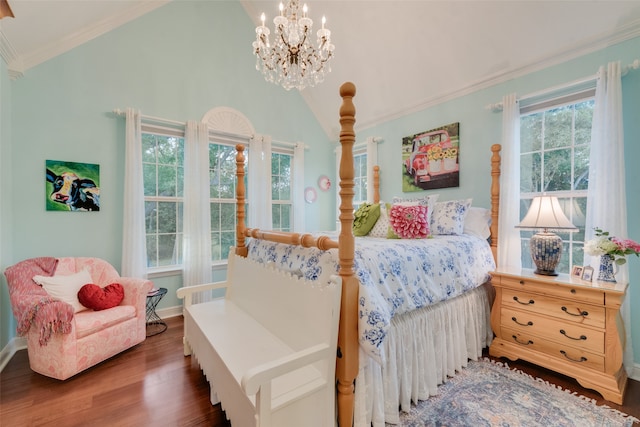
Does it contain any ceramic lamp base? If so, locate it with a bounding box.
[529,231,563,276]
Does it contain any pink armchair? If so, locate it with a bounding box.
[4,257,153,380]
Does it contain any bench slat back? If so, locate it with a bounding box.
[227,252,342,354]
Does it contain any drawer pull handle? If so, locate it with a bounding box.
[511,335,533,346]
[519,280,525,285]
[559,330,587,341]
[561,306,588,317]
[560,350,587,363]
[513,296,534,305]
[511,317,533,326]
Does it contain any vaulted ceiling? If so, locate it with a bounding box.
[2,1,640,138]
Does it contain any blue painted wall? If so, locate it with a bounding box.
[1,1,639,368]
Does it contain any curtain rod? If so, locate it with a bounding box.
[112,108,186,127]
[113,108,305,148]
[486,58,639,112]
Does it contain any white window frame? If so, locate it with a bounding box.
[519,89,595,274]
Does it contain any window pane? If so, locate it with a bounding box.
[158,202,177,233]
[574,101,594,145]
[146,235,158,268]
[211,232,221,262]
[544,106,572,149]
[158,165,177,197]
[574,145,589,190]
[272,176,280,200]
[520,112,542,152]
[272,205,282,229]
[353,153,367,203]
[211,202,221,230]
[281,204,291,231]
[158,234,178,266]
[145,201,157,233]
[157,136,180,165]
[142,134,157,163]
[220,203,235,231]
[543,148,572,192]
[143,164,157,197]
[520,152,541,193]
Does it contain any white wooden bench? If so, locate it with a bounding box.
[177,251,342,427]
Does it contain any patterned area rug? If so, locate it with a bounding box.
[393,358,638,427]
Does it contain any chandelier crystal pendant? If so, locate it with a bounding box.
[252,0,335,91]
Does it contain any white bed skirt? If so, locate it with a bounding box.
[354,282,494,427]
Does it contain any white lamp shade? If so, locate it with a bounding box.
[516,196,578,232]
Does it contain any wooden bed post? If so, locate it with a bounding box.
[235,144,248,257]
[373,165,380,204]
[336,82,358,427]
[490,144,501,264]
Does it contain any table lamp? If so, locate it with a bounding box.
[516,195,578,276]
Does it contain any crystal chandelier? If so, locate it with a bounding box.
[252,0,334,91]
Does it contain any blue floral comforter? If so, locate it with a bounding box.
[246,233,496,363]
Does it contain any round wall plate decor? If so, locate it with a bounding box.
[318,175,331,191]
[304,187,317,204]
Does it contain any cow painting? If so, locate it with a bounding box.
[45,160,100,212]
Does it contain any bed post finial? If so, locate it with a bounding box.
[490,144,501,265]
[337,81,358,427]
[235,144,248,257]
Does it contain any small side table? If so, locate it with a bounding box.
[146,287,168,337]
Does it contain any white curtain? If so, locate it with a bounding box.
[182,120,212,303]
[121,108,148,279]
[497,94,522,269]
[292,142,305,231]
[248,135,273,229]
[584,61,633,373]
[366,137,379,203]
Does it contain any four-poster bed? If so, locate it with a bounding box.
[227,82,503,426]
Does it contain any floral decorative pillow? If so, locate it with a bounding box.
[368,202,390,238]
[392,194,439,226]
[431,198,472,235]
[387,203,429,239]
[353,203,381,236]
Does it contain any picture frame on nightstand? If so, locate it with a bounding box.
[571,265,583,278]
[581,266,594,282]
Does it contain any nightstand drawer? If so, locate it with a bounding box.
[498,276,604,305]
[502,326,605,372]
[501,307,604,354]
[501,290,605,328]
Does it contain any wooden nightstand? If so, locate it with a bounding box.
[489,267,628,404]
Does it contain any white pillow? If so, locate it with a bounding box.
[368,202,390,238]
[32,269,93,313]
[463,207,492,239]
[431,198,472,235]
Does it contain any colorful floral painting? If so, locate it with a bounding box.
[45,160,100,212]
[402,122,460,192]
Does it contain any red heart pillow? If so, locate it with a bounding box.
[77,283,124,311]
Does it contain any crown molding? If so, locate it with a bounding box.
[356,18,640,133]
[12,0,170,74]
[0,28,16,64]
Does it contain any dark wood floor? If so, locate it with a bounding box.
[1,316,638,426]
